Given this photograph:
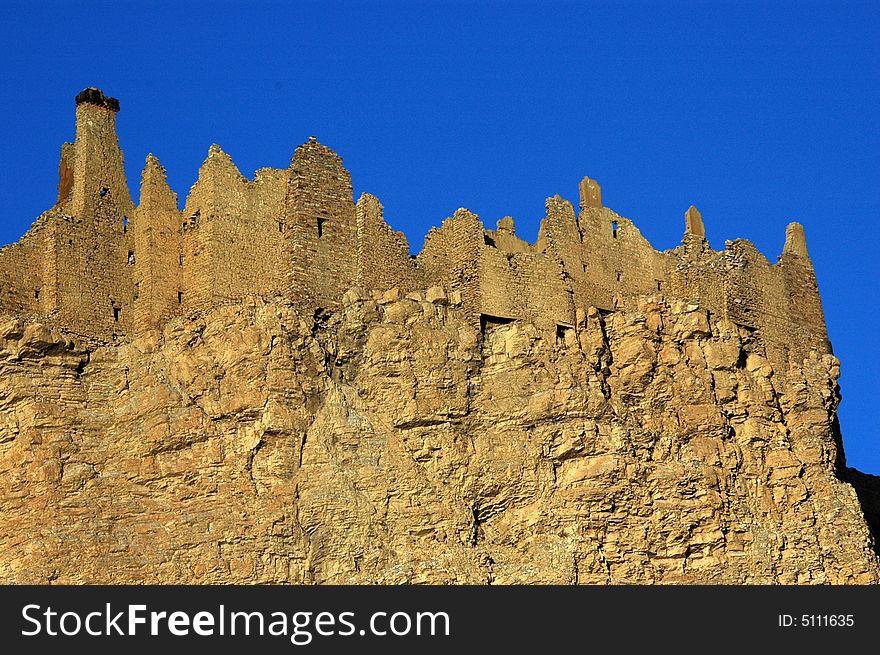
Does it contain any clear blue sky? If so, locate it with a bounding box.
[1,1,878,472]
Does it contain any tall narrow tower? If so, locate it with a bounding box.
[51,88,135,337]
[284,137,358,312]
[69,88,134,218]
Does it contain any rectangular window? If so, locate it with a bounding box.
[556,324,573,343]
[317,217,326,238]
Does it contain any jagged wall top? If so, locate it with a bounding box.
[0,88,830,368]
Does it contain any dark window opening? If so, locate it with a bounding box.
[279,221,284,233]
[68,239,72,245]
[616,272,622,282]
[556,324,573,344]
[179,254,184,266]
[34,288,41,300]
[582,263,587,273]
[178,291,183,304]
[656,281,662,291]
[317,217,327,238]
[122,217,128,233]
[113,307,120,322]
[612,220,618,238]
[480,313,516,335]
[99,187,109,197]
[484,234,496,247]
[128,251,135,265]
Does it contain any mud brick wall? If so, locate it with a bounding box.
[131,155,183,332]
[355,193,421,294]
[284,138,358,315]
[0,88,835,367]
[417,210,483,325]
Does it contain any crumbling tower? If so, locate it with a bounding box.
[284,137,358,312]
[179,145,250,310]
[52,88,135,335]
[67,88,134,217]
[132,155,182,331]
[778,221,829,354]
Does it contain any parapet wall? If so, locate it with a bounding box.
[356,193,420,294]
[0,88,830,369]
[417,210,484,325]
[180,147,289,312]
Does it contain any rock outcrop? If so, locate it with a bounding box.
[1,290,876,584]
[0,88,875,584]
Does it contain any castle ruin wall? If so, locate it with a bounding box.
[0,88,833,372]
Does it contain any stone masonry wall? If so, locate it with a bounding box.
[0,89,832,374]
[574,206,670,311]
[132,156,182,332]
[284,138,358,314]
[355,193,420,294]
[0,217,50,317]
[417,210,483,326]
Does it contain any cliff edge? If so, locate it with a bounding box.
[0,89,876,584]
[0,291,876,583]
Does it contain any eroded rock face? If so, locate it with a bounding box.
[0,294,877,584]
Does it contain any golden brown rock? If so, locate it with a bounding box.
[0,88,876,585]
[0,293,876,584]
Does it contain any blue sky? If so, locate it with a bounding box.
[1,1,878,472]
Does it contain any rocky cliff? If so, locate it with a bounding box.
[1,287,877,583]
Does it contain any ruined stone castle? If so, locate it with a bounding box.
[5,88,879,585]
[0,88,828,369]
